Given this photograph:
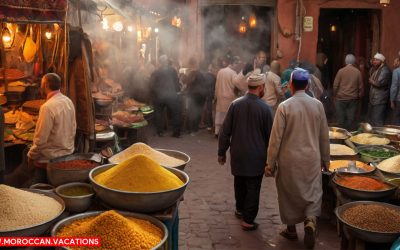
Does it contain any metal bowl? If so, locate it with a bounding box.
[328,160,375,174]
[47,153,102,186]
[329,127,352,144]
[51,210,168,250]
[30,183,55,194]
[55,182,94,213]
[89,164,189,213]
[374,127,400,142]
[95,99,113,107]
[332,174,397,200]
[335,201,400,243]
[155,148,190,170]
[357,145,400,163]
[0,189,65,236]
[349,133,391,146]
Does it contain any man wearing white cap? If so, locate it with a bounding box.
[218,73,273,231]
[265,68,330,248]
[368,52,392,126]
[333,54,364,130]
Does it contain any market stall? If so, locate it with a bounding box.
[323,123,400,249]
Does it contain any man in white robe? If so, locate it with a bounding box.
[265,68,330,249]
[214,56,249,136]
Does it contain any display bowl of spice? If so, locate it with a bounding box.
[376,155,400,177]
[328,160,375,174]
[332,174,397,200]
[55,182,95,213]
[155,148,190,170]
[0,185,65,236]
[329,127,351,144]
[357,145,400,163]
[47,153,102,186]
[335,201,400,243]
[109,143,190,170]
[51,210,168,250]
[90,154,189,213]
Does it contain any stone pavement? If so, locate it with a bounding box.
[149,129,341,250]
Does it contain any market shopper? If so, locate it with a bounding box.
[218,73,273,231]
[368,53,392,126]
[390,57,400,125]
[28,73,76,183]
[333,54,364,130]
[150,55,182,138]
[214,56,250,137]
[262,60,285,114]
[265,68,330,248]
[254,50,270,73]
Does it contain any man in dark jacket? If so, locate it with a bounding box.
[218,73,273,231]
[150,55,182,137]
[368,53,392,126]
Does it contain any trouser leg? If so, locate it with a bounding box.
[234,176,246,214]
[392,101,400,125]
[154,101,165,134]
[369,104,386,126]
[242,175,263,224]
[335,100,346,129]
[167,97,182,135]
[345,100,358,131]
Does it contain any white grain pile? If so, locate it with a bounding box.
[109,142,185,167]
[378,155,400,173]
[0,184,62,231]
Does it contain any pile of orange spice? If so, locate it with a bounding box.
[336,176,389,191]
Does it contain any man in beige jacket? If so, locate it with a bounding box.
[333,54,363,130]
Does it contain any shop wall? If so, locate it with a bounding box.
[277,0,400,69]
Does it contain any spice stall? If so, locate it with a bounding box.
[323,124,400,249]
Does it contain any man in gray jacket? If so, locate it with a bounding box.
[368,53,392,126]
[333,54,363,130]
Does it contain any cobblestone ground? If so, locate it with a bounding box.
[149,129,341,250]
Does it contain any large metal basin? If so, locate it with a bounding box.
[51,210,168,250]
[0,189,65,236]
[155,148,190,170]
[335,201,400,243]
[47,153,102,186]
[374,127,400,142]
[332,174,397,200]
[329,127,351,144]
[357,145,400,163]
[89,164,189,213]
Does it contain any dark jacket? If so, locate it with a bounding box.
[149,66,180,101]
[369,64,392,105]
[218,93,273,176]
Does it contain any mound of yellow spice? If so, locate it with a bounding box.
[57,210,163,250]
[95,154,184,192]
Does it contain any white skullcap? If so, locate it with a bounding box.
[247,73,265,86]
[374,53,385,62]
[345,54,356,65]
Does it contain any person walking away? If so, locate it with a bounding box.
[28,73,76,184]
[150,55,182,138]
[262,60,285,114]
[333,54,364,130]
[368,53,392,126]
[218,73,273,231]
[202,63,217,131]
[390,57,400,125]
[186,58,207,134]
[265,68,330,248]
[214,56,249,137]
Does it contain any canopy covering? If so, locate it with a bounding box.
[0,0,67,23]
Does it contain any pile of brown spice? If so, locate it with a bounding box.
[342,204,400,233]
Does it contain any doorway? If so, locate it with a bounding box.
[317,8,381,87]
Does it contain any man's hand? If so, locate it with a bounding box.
[27,157,35,169]
[391,101,396,110]
[218,155,226,165]
[264,164,274,177]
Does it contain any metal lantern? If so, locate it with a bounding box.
[380,0,390,7]
[249,14,257,28]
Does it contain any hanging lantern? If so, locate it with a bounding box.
[113,21,123,32]
[45,26,53,40]
[330,25,337,32]
[171,16,182,28]
[249,14,257,28]
[380,0,390,7]
[2,26,13,48]
[239,17,247,34]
